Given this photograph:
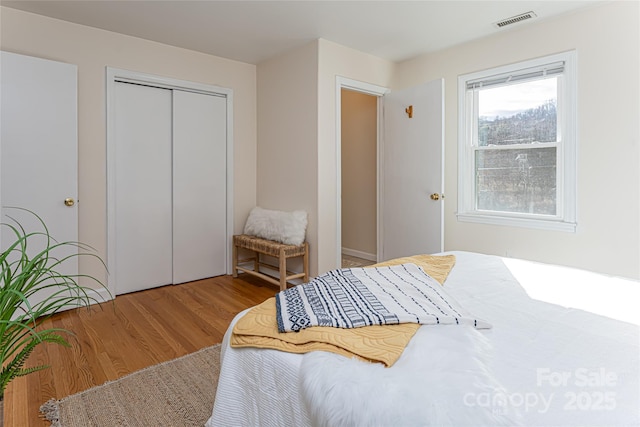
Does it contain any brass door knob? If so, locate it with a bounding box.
[64,198,75,207]
[430,193,443,201]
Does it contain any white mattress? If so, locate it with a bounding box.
[207,251,639,426]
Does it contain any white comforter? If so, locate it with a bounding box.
[207,252,640,427]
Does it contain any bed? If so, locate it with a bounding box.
[206,251,639,426]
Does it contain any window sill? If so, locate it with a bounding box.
[456,212,576,233]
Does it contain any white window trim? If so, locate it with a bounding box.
[457,51,577,232]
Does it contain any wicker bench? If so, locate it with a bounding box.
[232,234,309,291]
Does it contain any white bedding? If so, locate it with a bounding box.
[207,251,640,427]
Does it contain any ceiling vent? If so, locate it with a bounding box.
[493,11,537,28]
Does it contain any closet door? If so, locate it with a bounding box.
[172,90,227,283]
[1,51,78,307]
[114,82,173,294]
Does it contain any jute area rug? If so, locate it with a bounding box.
[40,344,221,427]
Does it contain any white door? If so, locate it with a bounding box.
[172,90,227,283]
[113,82,173,294]
[110,79,228,294]
[0,52,78,277]
[382,78,444,260]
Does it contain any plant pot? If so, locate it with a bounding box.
[1,397,4,427]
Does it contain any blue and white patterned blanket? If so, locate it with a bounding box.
[275,263,491,333]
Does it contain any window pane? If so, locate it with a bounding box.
[475,147,557,215]
[478,78,557,146]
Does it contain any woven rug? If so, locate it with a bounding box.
[40,344,221,427]
[341,255,374,268]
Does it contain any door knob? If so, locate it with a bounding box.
[430,193,443,201]
[64,198,75,207]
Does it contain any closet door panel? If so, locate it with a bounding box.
[114,82,173,294]
[172,90,227,283]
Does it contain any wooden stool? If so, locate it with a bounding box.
[232,234,309,291]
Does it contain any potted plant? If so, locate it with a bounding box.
[0,209,108,425]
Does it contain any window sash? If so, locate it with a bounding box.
[471,144,562,219]
[466,61,564,90]
[470,76,563,148]
[468,66,563,218]
[457,51,576,231]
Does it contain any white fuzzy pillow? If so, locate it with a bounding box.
[243,207,308,246]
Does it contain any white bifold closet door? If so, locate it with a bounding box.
[113,82,226,295]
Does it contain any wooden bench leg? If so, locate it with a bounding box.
[279,247,287,291]
[303,241,309,283]
[254,250,259,274]
[233,235,308,291]
[232,241,238,278]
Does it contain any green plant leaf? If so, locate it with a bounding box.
[0,207,110,400]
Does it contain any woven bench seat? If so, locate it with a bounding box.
[232,234,309,291]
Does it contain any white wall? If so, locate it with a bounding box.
[6,2,636,283]
[256,41,319,274]
[0,7,258,286]
[394,1,639,279]
[256,39,394,276]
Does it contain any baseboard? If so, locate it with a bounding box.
[37,286,113,316]
[89,287,115,305]
[71,287,114,312]
[342,247,377,262]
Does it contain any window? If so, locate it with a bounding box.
[457,51,576,231]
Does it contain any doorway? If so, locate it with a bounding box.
[340,89,378,268]
[336,77,388,268]
[335,77,444,267]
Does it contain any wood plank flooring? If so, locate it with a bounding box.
[4,274,278,427]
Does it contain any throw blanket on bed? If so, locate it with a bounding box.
[276,263,490,333]
[231,255,456,366]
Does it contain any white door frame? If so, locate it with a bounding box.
[106,67,234,295]
[335,76,389,267]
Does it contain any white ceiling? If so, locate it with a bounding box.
[1,0,604,64]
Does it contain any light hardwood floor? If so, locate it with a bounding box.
[5,274,278,427]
